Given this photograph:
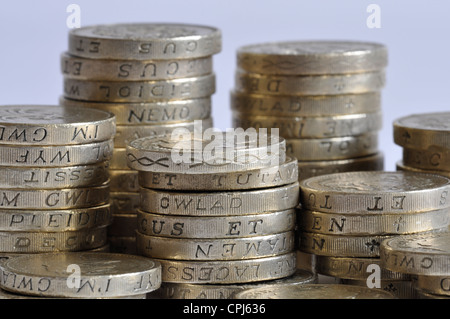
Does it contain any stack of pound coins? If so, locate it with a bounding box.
[0,252,161,299]
[380,230,450,299]
[126,131,302,298]
[297,171,450,298]
[60,23,221,254]
[231,41,387,182]
[394,112,450,179]
[0,105,115,254]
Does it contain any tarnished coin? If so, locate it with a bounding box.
[380,230,450,276]
[0,105,115,145]
[138,156,298,191]
[314,255,410,280]
[156,252,296,284]
[62,52,213,81]
[148,269,317,299]
[415,275,450,296]
[136,231,295,260]
[137,209,296,237]
[236,41,388,75]
[299,171,450,214]
[286,133,378,161]
[234,70,385,96]
[297,152,384,181]
[61,97,212,125]
[232,111,382,139]
[0,252,161,298]
[68,23,222,60]
[139,182,299,216]
[393,112,450,150]
[126,132,286,173]
[230,91,382,117]
[0,162,110,189]
[63,74,216,103]
[402,147,450,172]
[233,283,396,299]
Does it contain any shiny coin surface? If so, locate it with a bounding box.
[63,74,216,103]
[137,209,296,237]
[299,231,394,257]
[315,255,410,280]
[286,133,378,161]
[396,160,450,179]
[138,156,298,191]
[149,269,317,299]
[233,111,382,139]
[0,226,108,253]
[236,41,388,75]
[0,203,112,232]
[114,121,213,148]
[136,230,295,260]
[0,162,110,189]
[68,23,222,60]
[127,132,286,173]
[299,171,450,214]
[139,182,299,216]
[0,252,161,298]
[0,139,113,167]
[230,91,382,117]
[61,97,212,125]
[0,184,109,210]
[156,252,296,284]
[233,283,396,299]
[62,52,213,81]
[0,105,115,145]
[380,230,450,276]
[235,70,385,96]
[297,152,384,181]
[298,207,450,235]
[393,112,450,150]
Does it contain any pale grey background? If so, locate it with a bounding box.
[0,0,448,171]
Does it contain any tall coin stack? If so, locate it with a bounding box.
[393,112,450,179]
[381,230,450,299]
[0,105,115,254]
[60,23,220,254]
[231,41,387,182]
[126,131,299,299]
[297,171,450,298]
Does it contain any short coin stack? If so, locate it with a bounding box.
[297,171,450,298]
[0,252,161,299]
[0,105,115,254]
[394,112,450,179]
[380,231,450,299]
[60,23,221,253]
[126,131,299,297]
[231,41,387,182]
